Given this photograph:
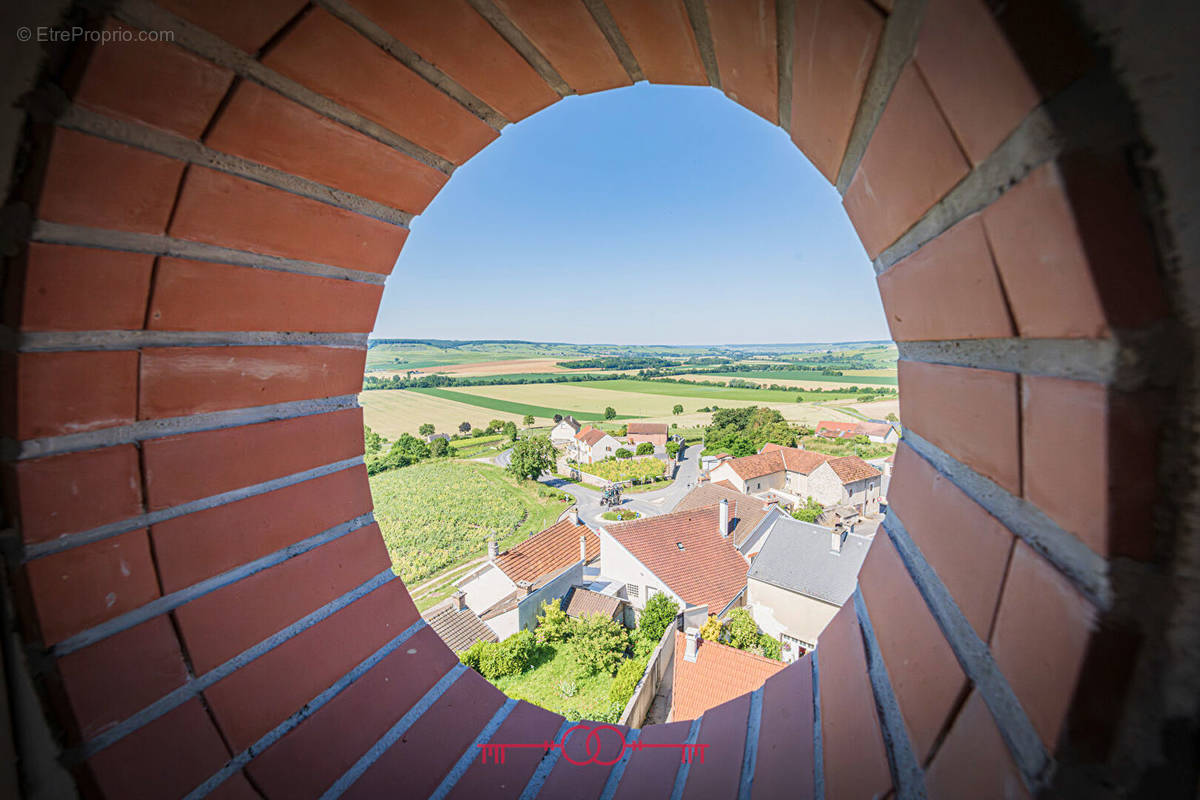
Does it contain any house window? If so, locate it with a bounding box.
[647,586,659,599]
[627,584,639,599]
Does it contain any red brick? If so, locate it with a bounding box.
[981,162,1109,338]
[915,0,1039,164]
[168,167,408,274]
[844,65,969,258]
[889,444,1014,639]
[344,669,507,800]
[73,20,233,139]
[539,721,630,800]
[349,0,559,121]
[36,128,185,234]
[263,9,498,164]
[990,541,1096,751]
[11,445,142,545]
[205,578,418,752]
[204,81,447,213]
[858,533,967,761]
[142,407,364,510]
[85,699,231,800]
[708,0,779,123]
[56,616,188,741]
[789,0,884,181]
[147,256,383,333]
[753,660,816,800]
[25,530,159,646]
[607,0,708,86]
[172,523,390,674]
[897,361,1021,495]
[206,771,261,800]
[877,215,1014,341]
[155,0,306,54]
[16,243,153,331]
[138,345,366,420]
[248,624,458,800]
[682,693,749,800]
[925,690,1030,800]
[447,701,565,800]
[11,350,139,440]
[818,604,891,799]
[491,0,631,95]
[611,720,691,800]
[152,465,372,593]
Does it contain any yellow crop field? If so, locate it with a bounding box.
[359,390,535,439]
[665,373,857,390]
[451,383,756,418]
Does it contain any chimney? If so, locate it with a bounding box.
[684,627,700,662]
[831,523,844,554]
[516,580,533,596]
[569,507,580,526]
[579,533,588,564]
[487,539,499,561]
[719,499,730,538]
[452,590,466,611]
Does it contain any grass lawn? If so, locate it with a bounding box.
[799,435,895,460]
[489,642,618,720]
[410,387,612,422]
[601,509,640,521]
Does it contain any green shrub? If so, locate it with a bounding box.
[462,630,540,679]
[458,641,487,672]
[615,448,633,459]
[572,613,631,676]
[665,440,680,458]
[635,442,655,456]
[791,496,823,523]
[758,634,783,660]
[535,598,574,645]
[724,608,761,651]
[699,614,722,642]
[608,655,649,708]
[634,592,679,656]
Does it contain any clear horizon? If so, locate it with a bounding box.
[373,82,888,345]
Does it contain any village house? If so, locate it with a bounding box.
[598,501,749,621]
[549,415,581,447]
[422,592,498,654]
[669,627,785,721]
[706,443,830,500]
[745,518,871,662]
[814,419,900,444]
[807,457,883,515]
[561,586,625,624]
[456,511,598,639]
[423,432,451,444]
[624,421,669,450]
[673,482,778,556]
[570,425,622,464]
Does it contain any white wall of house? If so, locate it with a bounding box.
[484,608,519,640]
[844,476,882,514]
[517,561,584,631]
[550,421,578,446]
[458,564,514,616]
[578,434,622,464]
[706,462,747,491]
[807,463,846,506]
[783,470,813,497]
[598,528,684,613]
[747,578,841,652]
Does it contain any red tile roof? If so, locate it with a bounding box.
[670,631,785,721]
[562,587,623,620]
[721,446,829,481]
[605,505,748,613]
[575,426,610,447]
[674,484,772,547]
[826,456,882,484]
[626,422,668,435]
[815,421,857,438]
[711,479,737,490]
[494,518,598,586]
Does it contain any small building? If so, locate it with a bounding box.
[807,456,883,515]
[707,444,831,498]
[625,422,669,449]
[561,586,624,623]
[424,432,451,444]
[423,592,498,654]
[550,415,581,447]
[814,420,900,444]
[669,628,785,721]
[571,425,622,464]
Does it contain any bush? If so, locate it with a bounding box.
[791,496,823,523]
[609,654,649,709]
[572,613,631,676]
[758,634,783,660]
[614,448,633,459]
[699,615,723,642]
[460,630,540,679]
[635,442,655,456]
[604,406,617,420]
[458,641,487,672]
[635,592,679,656]
[724,608,761,651]
[857,395,874,402]
[665,440,680,458]
[535,598,574,645]
[430,437,449,457]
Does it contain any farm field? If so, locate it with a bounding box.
[410,387,612,421]
[451,383,763,418]
[701,370,897,386]
[845,398,901,420]
[360,390,531,438]
[579,457,667,483]
[370,460,571,585]
[576,378,869,403]
[665,373,871,390]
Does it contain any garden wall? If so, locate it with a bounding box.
[618,612,681,728]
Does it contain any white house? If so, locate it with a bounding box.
[814,420,900,444]
[706,444,830,499]
[571,425,622,464]
[806,457,883,515]
[549,416,581,447]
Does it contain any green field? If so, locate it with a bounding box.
[410,387,614,421]
[704,370,898,386]
[577,378,870,403]
[370,460,571,585]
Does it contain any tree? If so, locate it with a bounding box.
[636,592,679,654]
[885,412,899,422]
[672,404,684,415]
[635,442,654,456]
[363,425,383,454]
[503,421,518,442]
[791,496,823,523]
[615,448,633,460]
[553,414,563,423]
[487,419,505,434]
[604,406,617,420]
[572,613,631,676]
[429,437,450,457]
[665,440,680,458]
[459,421,472,434]
[535,598,574,644]
[853,434,870,445]
[524,414,536,426]
[724,608,760,651]
[418,423,435,437]
[507,436,556,481]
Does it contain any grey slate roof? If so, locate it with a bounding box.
[746,516,873,606]
[423,603,499,653]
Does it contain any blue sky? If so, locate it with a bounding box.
[373,82,887,345]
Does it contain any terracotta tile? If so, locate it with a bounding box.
[681,693,749,800]
[36,128,184,234]
[818,604,892,799]
[348,0,559,121]
[262,9,498,164]
[490,0,631,95]
[137,345,366,420]
[877,215,1014,341]
[204,81,447,213]
[610,720,691,799]
[11,445,143,545]
[925,690,1029,799]
[843,65,970,258]
[752,660,815,800]
[888,444,1014,639]
[155,0,307,54]
[248,624,458,800]
[142,407,364,510]
[11,351,138,440]
[606,0,707,85]
[343,668,507,800]
[147,256,383,333]
[859,533,967,761]
[914,0,1039,164]
[56,616,188,741]
[708,0,778,123]
[172,523,390,674]
[151,465,373,593]
[537,720,630,800]
[168,167,408,274]
[447,700,565,800]
[981,162,1109,339]
[74,19,233,139]
[17,243,153,331]
[204,578,418,752]
[897,361,1021,495]
[24,530,159,646]
[989,541,1096,751]
[85,699,231,800]
[789,0,884,181]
